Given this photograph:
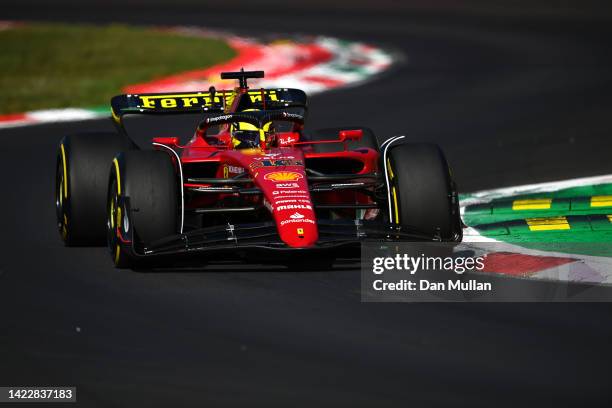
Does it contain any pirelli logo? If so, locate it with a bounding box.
[137,90,278,110]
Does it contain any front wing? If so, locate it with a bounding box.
[118,198,442,260]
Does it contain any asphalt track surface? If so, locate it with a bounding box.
[2,2,612,406]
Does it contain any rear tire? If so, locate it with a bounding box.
[56,132,135,246]
[303,127,378,152]
[107,150,179,268]
[386,143,462,241]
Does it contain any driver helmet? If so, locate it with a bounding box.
[230,109,271,149]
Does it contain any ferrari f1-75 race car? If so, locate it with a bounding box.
[55,70,463,268]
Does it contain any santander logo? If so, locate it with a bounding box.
[290,212,305,219]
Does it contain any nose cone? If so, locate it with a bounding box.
[262,171,319,248]
[276,213,319,248]
[229,148,320,249]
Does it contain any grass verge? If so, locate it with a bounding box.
[0,23,236,114]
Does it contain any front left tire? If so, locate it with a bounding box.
[107,150,180,268]
[385,143,462,241]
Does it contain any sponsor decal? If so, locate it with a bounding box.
[278,135,299,145]
[290,212,305,219]
[249,157,304,170]
[273,197,310,203]
[276,183,300,189]
[247,90,279,103]
[254,153,283,159]
[274,199,298,204]
[282,112,304,121]
[136,90,278,110]
[280,218,315,226]
[264,159,302,166]
[274,198,312,204]
[223,164,244,178]
[206,114,234,124]
[264,171,303,182]
[249,159,302,170]
[276,204,312,211]
[297,228,304,235]
[227,165,244,174]
[272,190,308,195]
[138,93,229,110]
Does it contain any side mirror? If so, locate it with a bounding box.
[338,129,363,142]
[152,137,180,147]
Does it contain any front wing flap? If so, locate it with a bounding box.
[125,219,440,258]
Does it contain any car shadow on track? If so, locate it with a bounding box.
[132,258,361,274]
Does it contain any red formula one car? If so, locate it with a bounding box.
[56,70,462,268]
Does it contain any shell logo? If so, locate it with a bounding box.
[264,171,303,182]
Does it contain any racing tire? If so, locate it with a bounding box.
[107,150,179,268]
[56,132,136,246]
[385,143,462,241]
[303,127,379,153]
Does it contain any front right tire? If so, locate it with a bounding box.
[56,132,134,245]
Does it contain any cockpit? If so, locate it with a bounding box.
[196,108,306,149]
